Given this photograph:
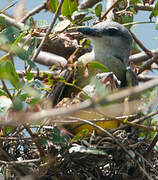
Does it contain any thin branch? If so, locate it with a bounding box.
[0,2,17,14]
[138,74,158,82]
[0,14,27,30]
[145,133,158,158]
[134,149,158,176]
[110,110,158,133]
[129,30,153,58]
[30,0,64,63]
[101,0,121,20]
[1,80,13,100]
[24,125,45,159]
[20,1,47,23]
[138,54,158,74]
[0,158,40,165]
[0,136,32,140]
[123,21,155,27]
[0,147,26,177]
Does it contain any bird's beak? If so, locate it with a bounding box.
[77,27,98,37]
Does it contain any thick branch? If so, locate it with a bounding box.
[3,78,158,125]
[130,48,158,64]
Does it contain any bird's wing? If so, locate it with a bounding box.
[126,68,138,87]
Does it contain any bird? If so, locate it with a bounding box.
[49,21,139,134]
[75,20,138,89]
[50,21,138,106]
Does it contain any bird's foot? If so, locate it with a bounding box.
[96,72,121,90]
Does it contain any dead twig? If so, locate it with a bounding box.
[20,1,47,23]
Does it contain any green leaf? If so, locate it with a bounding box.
[79,16,93,23]
[12,31,27,46]
[88,61,108,72]
[95,3,102,17]
[0,16,6,26]
[48,0,58,13]
[72,9,88,17]
[0,26,20,44]
[39,137,48,146]
[155,18,158,30]
[87,147,108,155]
[26,72,34,81]
[150,1,158,19]
[5,61,20,89]
[0,61,8,79]
[0,60,20,89]
[52,126,70,145]
[117,13,134,29]
[6,126,13,134]
[12,96,26,111]
[69,145,107,155]
[72,129,89,141]
[130,0,142,3]
[22,85,42,106]
[0,89,8,97]
[62,0,78,19]
[52,126,60,136]
[27,60,38,70]
[27,37,37,56]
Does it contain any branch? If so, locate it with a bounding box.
[35,50,67,67]
[31,0,64,63]
[101,0,119,20]
[20,1,47,23]
[129,48,158,64]
[3,78,158,126]
[145,132,158,158]
[138,54,158,74]
[138,74,158,82]
[129,30,153,58]
[0,14,28,30]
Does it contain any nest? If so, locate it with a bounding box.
[1,125,158,180]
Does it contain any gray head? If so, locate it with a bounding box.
[77,21,133,66]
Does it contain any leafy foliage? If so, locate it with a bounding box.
[47,0,58,13]
[62,0,78,19]
[150,1,158,19]
[95,3,102,17]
